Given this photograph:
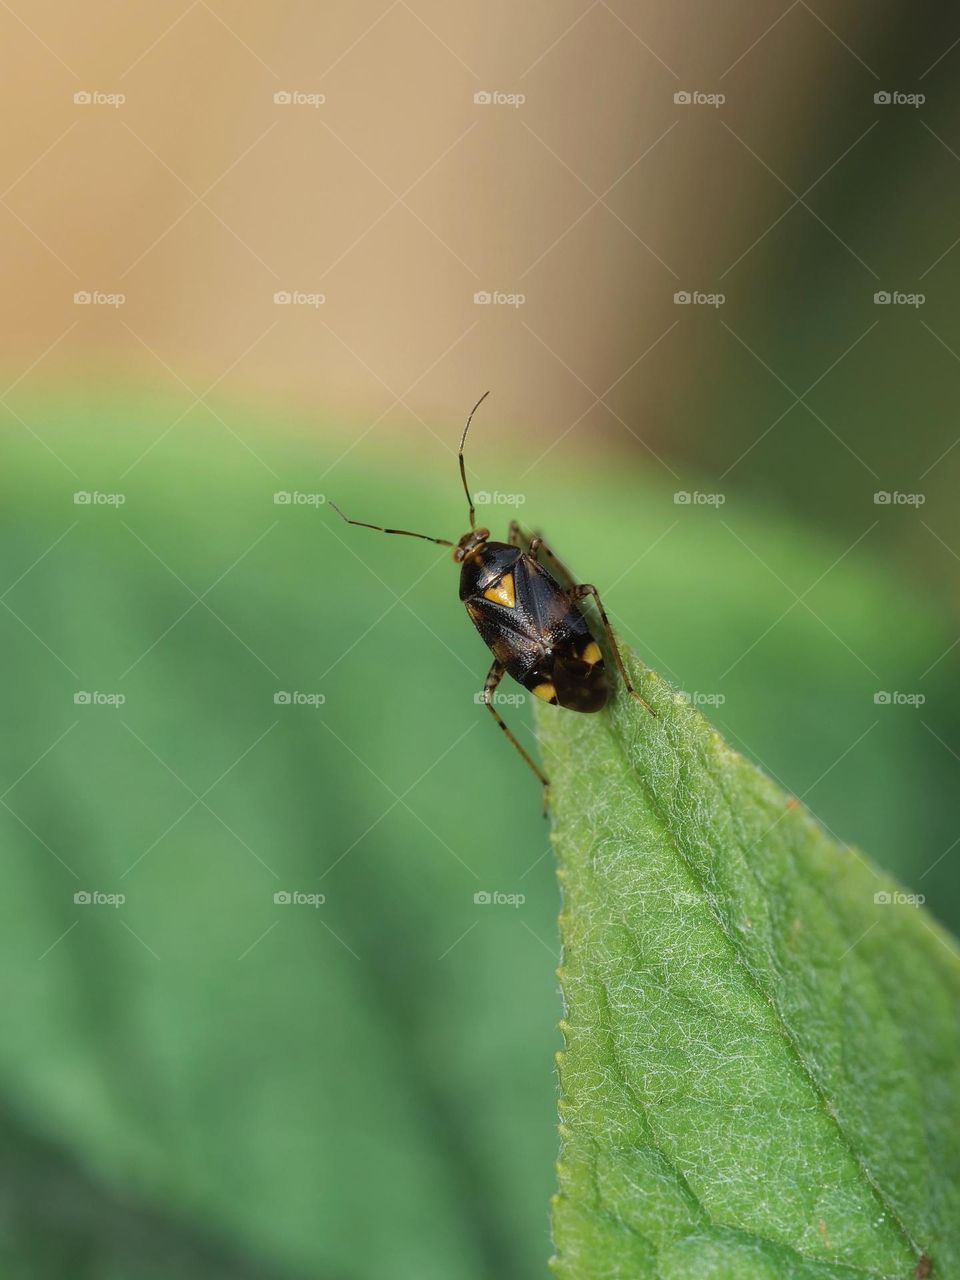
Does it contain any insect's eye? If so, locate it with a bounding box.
[452,546,465,562]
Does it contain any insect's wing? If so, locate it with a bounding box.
[515,554,584,634]
[514,556,608,713]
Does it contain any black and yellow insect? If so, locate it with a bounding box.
[331,392,650,810]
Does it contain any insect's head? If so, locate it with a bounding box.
[452,527,489,562]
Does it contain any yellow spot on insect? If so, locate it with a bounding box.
[532,681,557,702]
[483,572,516,608]
[581,640,602,666]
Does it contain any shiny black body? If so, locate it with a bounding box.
[330,392,649,809]
[459,542,608,712]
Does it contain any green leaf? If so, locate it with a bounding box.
[537,653,960,1280]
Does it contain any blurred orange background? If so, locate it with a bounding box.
[1,0,833,430]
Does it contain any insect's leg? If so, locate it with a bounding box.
[534,538,578,588]
[510,523,578,589]
[329,502,453,547]
[481,660,550,815]
[570,582,657,717]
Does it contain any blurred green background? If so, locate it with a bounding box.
[2,384,958,1278]
[2,2,960,1277]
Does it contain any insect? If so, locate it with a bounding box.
[331,392,651,811]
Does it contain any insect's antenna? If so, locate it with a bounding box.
[458,390,490,531]
[329,502,453,547]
